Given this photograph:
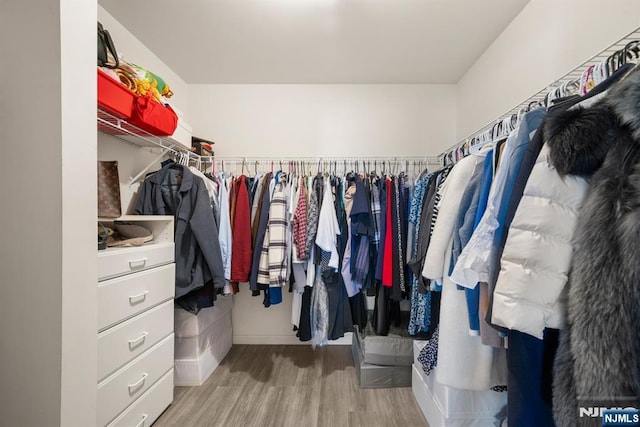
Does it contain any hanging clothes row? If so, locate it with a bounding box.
[133,156,434,347]
[411,61,640,427]
[248,168,420,346]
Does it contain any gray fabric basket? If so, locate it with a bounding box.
[351,328,412,389]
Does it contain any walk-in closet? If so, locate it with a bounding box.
[3,1,640,426]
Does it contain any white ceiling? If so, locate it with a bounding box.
[99,0,530,84]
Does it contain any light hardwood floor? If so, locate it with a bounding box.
[154,345,429,427]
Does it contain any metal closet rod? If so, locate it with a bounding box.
[211,156,441,170]
[210,156,441,174]
[440,26,640,163]
[213,155,441,162]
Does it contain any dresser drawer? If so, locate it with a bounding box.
[98,300,174,381]
[98,334,174,427]
[107,369,174,427]
[98,264,175,332]
[98,243,174,281]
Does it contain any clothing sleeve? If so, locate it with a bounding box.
[230,176,253,282]
[189,181,226,288]
[293,182,308,260]
[217,181,232,281]
[268,185,288,286]
[305,187,319,257]
[449,135,517,288]
[315,181,341,269]
[134,179,152,214]
[422,156,478,283]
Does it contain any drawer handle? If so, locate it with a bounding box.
[128,290,149,304]
[128,331,149,348]
[135,414,149,427]
[128,372,148,393]
[128,258,149,270]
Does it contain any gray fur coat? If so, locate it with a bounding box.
[547,67,640,426]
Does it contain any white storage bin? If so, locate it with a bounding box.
[412,340,506,426]
[173,297,233,386]
[174,295,233,339]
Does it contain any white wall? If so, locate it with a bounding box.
[98,138,170,214]
[60,1,99,425]
[189,84,456,344]
[189,84,457,157]
[98,5,190,119]
[98,4,193,212]
[232,289,344,345]
[456,0,640,141]
[0,1,96,426]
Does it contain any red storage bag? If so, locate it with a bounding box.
[97,69,135,119]
[129,95,179,136]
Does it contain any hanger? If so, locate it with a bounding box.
[607,51,617,76]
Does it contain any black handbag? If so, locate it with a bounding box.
[98,22,119,69]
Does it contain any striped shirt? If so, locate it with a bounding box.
[430,165,453,237]
[370,177,381,249]
[268,175,289,286]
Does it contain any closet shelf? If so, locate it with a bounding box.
[98,215,175,245]
[98,109,206,161]
[98,215,174,222]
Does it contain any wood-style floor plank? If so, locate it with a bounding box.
[153,345,429,427]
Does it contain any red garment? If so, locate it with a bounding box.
[293,178,308,260]
[382,177,393,287]
[230,175,252,282]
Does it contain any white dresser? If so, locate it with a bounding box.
[97,216,176,427]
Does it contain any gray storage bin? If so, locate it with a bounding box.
[351,327,412,388]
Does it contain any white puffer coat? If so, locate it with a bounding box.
[491,143,588,339]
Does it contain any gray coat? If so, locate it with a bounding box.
[135,164,225,299]
[547,68,640,426]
